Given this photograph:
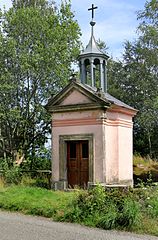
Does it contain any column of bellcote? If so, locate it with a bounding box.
[78,4,109,93]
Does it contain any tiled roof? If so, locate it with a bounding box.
[80,83,136,111]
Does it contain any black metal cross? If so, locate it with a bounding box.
[88,4,98,19]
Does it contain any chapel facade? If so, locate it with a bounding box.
[45,5,137,189]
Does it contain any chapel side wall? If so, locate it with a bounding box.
[105,110,134,185]
[51,110,105,184]
[104,124,119,184]
[118,124,133,185]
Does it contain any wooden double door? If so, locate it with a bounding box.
[67,140,89,187]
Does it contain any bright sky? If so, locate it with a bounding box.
[0,0,146,59]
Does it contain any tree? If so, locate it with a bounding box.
[108,0,158,157]
[0,0,81,166]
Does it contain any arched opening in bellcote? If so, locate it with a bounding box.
[79,58,107,91]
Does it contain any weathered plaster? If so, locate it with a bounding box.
[60,89,92,105]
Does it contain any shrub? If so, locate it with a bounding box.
[117,197,140,228]
[0,158,22,185]
[0,177,5,188]
[3,166,22,185]
[63,185,141,230]
[145,190,158,218]
[96,203,117,229]
[20,175,51,189]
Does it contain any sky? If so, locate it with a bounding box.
[0,0,146,59]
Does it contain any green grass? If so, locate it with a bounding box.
[0,185,75,218]
[0,184,158,237]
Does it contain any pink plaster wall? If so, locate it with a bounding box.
[53,109,103,120]
[105,110,133,185]
[105,124,119,183]
[106,110,133,122]
[60,89,92,105]
[118,125,133,183]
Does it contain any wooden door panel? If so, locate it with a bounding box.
[67,141,89,187]
[80,172,89,187]
[80,141,89,186]
[67,141,78,187]
[80,159,89,170]
[67,157,78,169]
[68,171,78,186]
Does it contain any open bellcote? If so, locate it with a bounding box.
[78,17,109,92]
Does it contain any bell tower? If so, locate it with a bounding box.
[79,4,109,92]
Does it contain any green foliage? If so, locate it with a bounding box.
[146,194,158,218]
[0,158,22,184]
[20,175,51,189]
[62,185,140,230]
[108,0,158,158]
[3,166,22,185]
[97,196,140,229]
[22,147,51,170]
[97,204,117,229]
[0,185,74,218]
[0,154,51,187]
[139,184,158,218]
[0,0,81,164]
[97,38,109,54]
[31,176,50,188]
[118,197,140,228]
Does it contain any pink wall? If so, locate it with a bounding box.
[52,107,134,186]
[60,89,91,105]
[52,122,105,182]
[52,109,106,183]
[105,124,119,183]
[105,110,133,185]
[50,88,136,187]
[118,125,133,184]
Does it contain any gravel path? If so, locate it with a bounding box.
[0,210,158,240]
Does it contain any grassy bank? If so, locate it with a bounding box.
[0,185,75,218]
[0,184,158,236]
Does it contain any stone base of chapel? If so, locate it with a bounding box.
[51,179,133,190]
